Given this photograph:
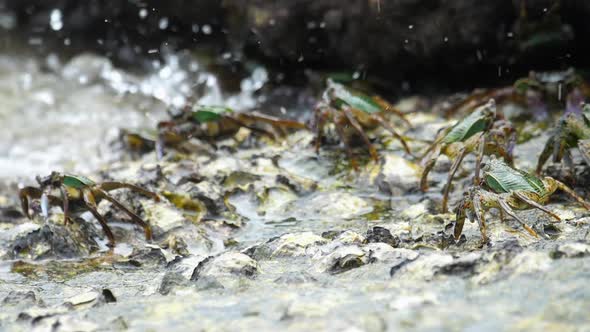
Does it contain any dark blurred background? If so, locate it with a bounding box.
[1,0,589,92]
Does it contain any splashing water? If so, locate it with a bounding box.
[0,50,268,180]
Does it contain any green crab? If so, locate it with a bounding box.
[155,104,306,158]
[454,157,590,243]
[536,97,590,174]
[19,172,160,247]
[313,79,412,168]
[420,100,516,213]
[446,69,590,118]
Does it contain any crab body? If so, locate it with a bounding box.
[19,172,160,247]
[454,158,590,243]
[420,100,516,212]
[155,105,304,158]
[313,79,412,168]
[537,102,590,173]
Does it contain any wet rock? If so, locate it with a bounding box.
[377,154,421,195]
[504,251,553,277]
[127,246,169,268]
[141,200,185,235]
[388,292,438,311]
[436,252,484,278]
[364,244,418,264]
[274,271,318,285]
[314,245,368,274]
[285,192,371,220]
[390,253,453,281]
[550,242,590,259]
[158,271,192,295]
[159,234,190,257]
[249,232,328,259]
[190,252,259,281]
[365,226,400,248]
[2,290,42,308]
[9,219,99,260]
[185,180,226,215]
[333,230,365,246]
[64,288,116,309]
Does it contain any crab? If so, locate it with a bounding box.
[19,172,160,247]
[155,104,306,158]
[312,79,412,168]
[420,99,516,213]
[536,97,590,174]
[454,157,590,243]
[445,69,590,118]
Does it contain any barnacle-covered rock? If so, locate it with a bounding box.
[314,245,368,274]
[249,232,328,259]
[190,252,259,288]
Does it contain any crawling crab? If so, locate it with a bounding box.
[313,79,412,168]
[536,97,590,174]
[454,157,590,243]
[420,100,516,212]
[155,104,306,158]
[446,69,590,118]
[19,172,160,247]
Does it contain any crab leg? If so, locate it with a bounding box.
[82,188,116,247]
[474,135,486,185]
[370,113,413,156]
[226,116,279,140]
[419,144,442,192]
[552,179,590,210]
[454,207,467,240]
[442,148,468,213]
[96,189,153,241]
[536,134,555,174]
[238,112,307,133]
[497,198,539,238]
[372,96,412,127]
[99,182,160,202]
[333,112,358,170]
[419,127,449,160]
[59,185,70,225]
[313,106,329,154]
[513,192,561,221]
[472,194,489,243]
[341,107,379,161]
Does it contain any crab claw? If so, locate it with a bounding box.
[40,191,49,219]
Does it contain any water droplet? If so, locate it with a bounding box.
[49,9,63,31]
[28,37,42,45]
[202,25,212,35]
[408,25,414,30]
[443,36,449,42]
[139,8,148,19]
[159,17,169,30]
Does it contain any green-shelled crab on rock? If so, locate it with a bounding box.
[420,99,516,213]
[19,172,160,247]
[454,157,590,244]
[536,95,590,174]
[122,104,306,158]
[312,79,413,169]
